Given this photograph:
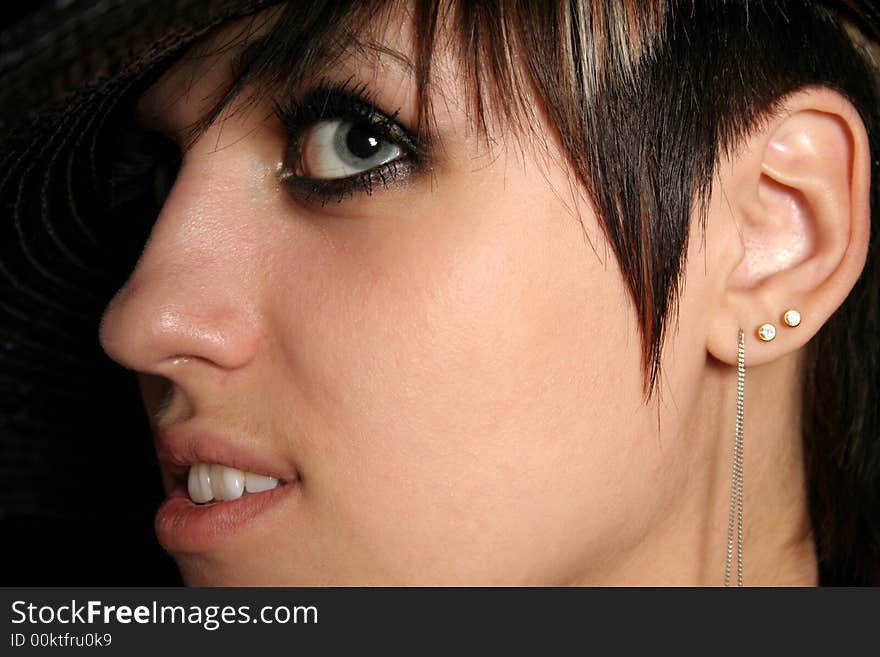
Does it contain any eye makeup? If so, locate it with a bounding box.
[273,79,429,205]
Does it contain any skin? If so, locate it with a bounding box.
[98,7,871,585]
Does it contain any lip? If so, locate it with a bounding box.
[152,422,301,553]
[155,481,298,554]
[154,423,299,486]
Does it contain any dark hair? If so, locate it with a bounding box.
[186,0,880,584]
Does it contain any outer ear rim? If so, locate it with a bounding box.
[704,85,872,368]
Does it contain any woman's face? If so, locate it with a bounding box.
[98,9,715,585]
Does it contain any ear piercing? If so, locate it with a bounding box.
[782,309,801,327]
[756,309,801,342]
[757,323,777,342]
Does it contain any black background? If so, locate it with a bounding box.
[1,1,181,586]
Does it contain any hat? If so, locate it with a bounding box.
[0,0,275,583]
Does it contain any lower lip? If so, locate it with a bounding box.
[155,481,298,554]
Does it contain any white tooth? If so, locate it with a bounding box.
[210,464,245,501]
[245,472,279,493]
[188,463,213,504]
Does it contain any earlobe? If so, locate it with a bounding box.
[705,87,872,367]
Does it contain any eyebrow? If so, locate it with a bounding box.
[232,31,416,89]
[352,40,416,76]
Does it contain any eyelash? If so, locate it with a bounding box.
[273,80,426,205]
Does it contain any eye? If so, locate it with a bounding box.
[274,83,427,204]
[297,119,403,179]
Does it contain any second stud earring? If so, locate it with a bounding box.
[783,309,801,327]
[757,323,777,341]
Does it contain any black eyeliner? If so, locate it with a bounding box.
[273,80,427,204]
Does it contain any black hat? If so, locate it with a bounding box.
[0,0,274,583]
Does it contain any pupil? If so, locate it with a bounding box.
[346,123,381,159]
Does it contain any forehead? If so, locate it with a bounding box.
[135,3,427,134]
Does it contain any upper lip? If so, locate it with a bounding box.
[154,422,300,487]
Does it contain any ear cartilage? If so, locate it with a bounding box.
[757,322,777,342]
[782,309,801,327]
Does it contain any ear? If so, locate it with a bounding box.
[705,86,872,367]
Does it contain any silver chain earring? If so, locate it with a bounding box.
[724,328,746,587]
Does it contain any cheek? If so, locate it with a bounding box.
[265,172,668,581]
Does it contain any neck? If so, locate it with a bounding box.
[574,349,818,586]
[718,348,818,586]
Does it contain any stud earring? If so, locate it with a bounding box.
[782,309,801,327]
[757,322,776,342]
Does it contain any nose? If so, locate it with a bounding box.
[98,150,263,377]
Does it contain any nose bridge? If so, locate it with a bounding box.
[99,155,263,375]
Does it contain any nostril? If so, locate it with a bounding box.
[137,373,175,427]
[98,284,261,374]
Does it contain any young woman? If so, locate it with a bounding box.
[2,1,878,585]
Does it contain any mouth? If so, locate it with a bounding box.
[153,426,301,554]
